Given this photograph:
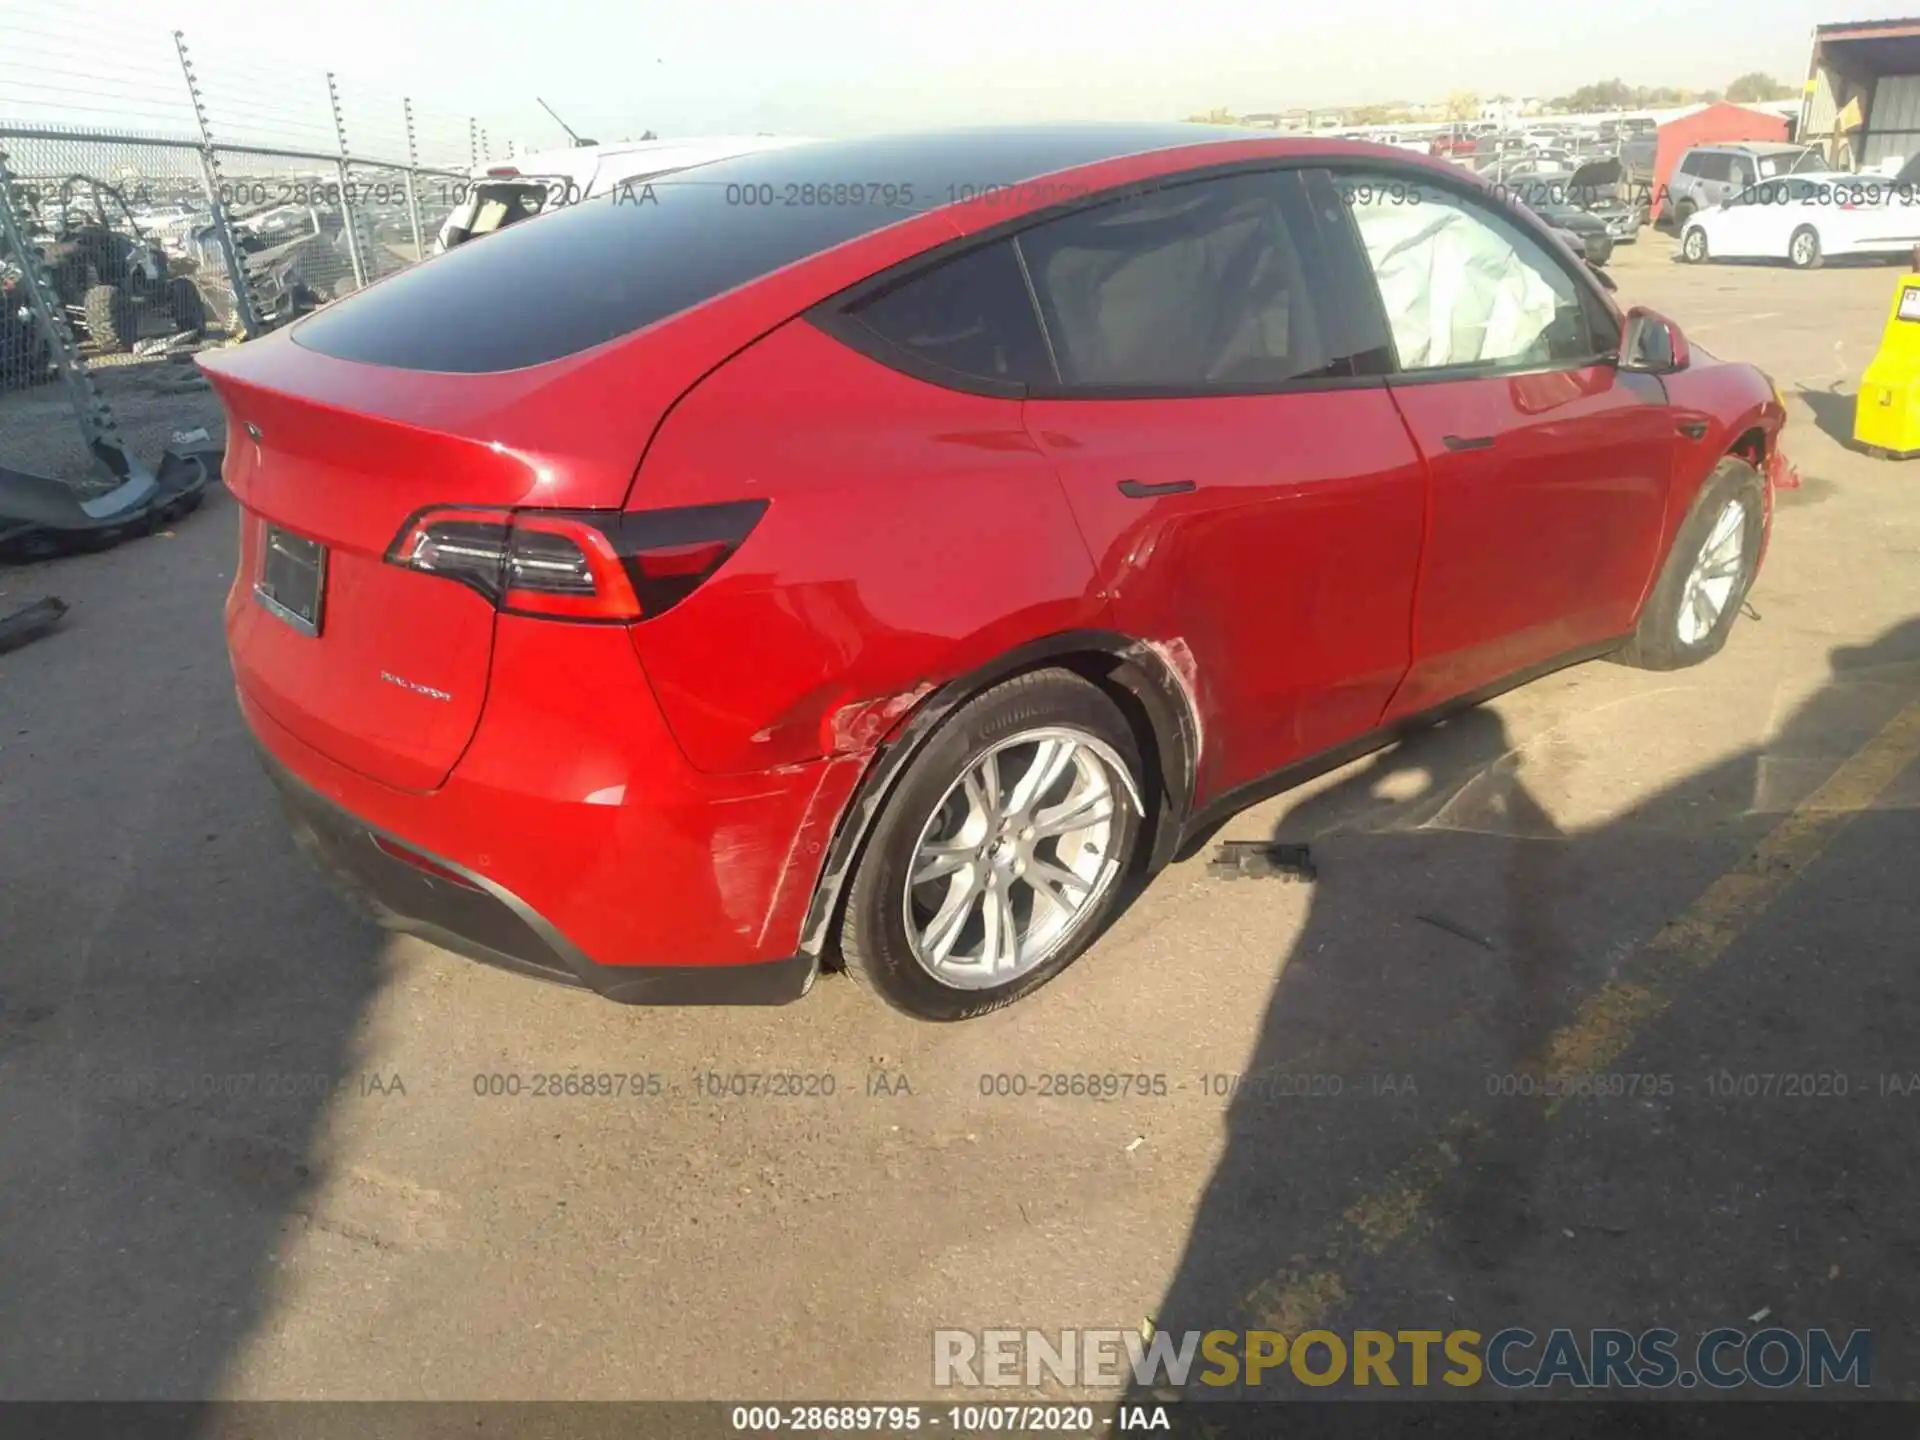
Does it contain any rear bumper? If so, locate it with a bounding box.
[231,608,868,1006]
[256,738,818,1004]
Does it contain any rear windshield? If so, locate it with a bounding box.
[290,125,1243,373]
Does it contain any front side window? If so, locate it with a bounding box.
[1727,158,1755,188]
[1340,175,1598,372]
[1016,168,1389,389]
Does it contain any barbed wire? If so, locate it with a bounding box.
[1,7,540,172]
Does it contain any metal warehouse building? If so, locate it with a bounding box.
[1804,16,1920,169]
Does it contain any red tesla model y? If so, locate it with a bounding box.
[204,125,1790,1020]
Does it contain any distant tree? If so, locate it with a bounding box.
[1444,89,1480,121]
[1727,72,1793,102]
[1557,79,1634,111]
[1184,107,1239,125]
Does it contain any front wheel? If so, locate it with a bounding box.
[1681,226,1709,263]
[1612,457,1766,671]
[838,670,1143,1020]
[1788,225,1823,269]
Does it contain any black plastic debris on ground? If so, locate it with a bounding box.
[0,436,221,562]
[0,595,66,654]
[1208,840,1316,882]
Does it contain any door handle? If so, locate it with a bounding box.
[1116,479,1196,499]
[1677,419,1709,440]
[1440,434,1496,451]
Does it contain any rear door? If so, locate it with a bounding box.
[1338,170,1676,719]
[1017,168,1427,800]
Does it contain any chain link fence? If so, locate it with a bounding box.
[1,3,550,479]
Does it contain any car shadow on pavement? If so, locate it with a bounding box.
[1136,618,1920,1405]
[0,486,391,1399]
[1794,383,1876,456]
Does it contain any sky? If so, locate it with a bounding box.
[4,0,1915,158]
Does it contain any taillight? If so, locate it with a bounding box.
[385,502,766,622]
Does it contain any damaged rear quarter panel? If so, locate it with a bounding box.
[626,318,1107,776]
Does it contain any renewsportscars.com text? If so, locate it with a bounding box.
[932,1327,1872,1391]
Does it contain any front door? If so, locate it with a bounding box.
[1339,171,1678,720]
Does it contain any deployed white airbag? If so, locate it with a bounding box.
[1349,193,1565,369]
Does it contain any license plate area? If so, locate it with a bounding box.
[255,524,327,636]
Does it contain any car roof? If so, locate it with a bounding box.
[631,123,1287,193]
[288,124,1483,375]
[1695,141,1813,155]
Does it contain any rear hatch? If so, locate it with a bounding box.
[204,158,948,791]
[203,293,707,792]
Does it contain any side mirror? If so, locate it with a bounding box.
[1619,306,1689,373]
[1589,260,1617,292]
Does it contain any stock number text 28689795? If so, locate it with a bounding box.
[218,181,413,208]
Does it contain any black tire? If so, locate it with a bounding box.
[1672,200,1695,232]
[838,669,1144,1021]
[82,283,137,352]
[166,276,206,338]
[0,315,50,389]
[1681,226,1709,263]
[1789,225,1823,270]
[1612,457,1766,671]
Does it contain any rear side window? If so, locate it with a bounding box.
[1686,152,1732,182]
[1016,169,1388,388]
[843,241,1054,386]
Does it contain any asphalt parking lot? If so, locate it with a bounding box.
[2,228,1917,1403]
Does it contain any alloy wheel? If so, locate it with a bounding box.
[1676,498,1747,646]
[902,727,1127,989]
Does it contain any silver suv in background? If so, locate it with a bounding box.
[1661,142,1826,227]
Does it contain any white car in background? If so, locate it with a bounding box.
[433,135,819,252]
[1679,173,1920,269]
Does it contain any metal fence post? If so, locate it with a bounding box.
[0,148,148,487]
[325,72,369,290]
[402,98,427,260]
[173,30,262,339]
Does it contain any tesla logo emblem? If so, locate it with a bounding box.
[381,670,453,703]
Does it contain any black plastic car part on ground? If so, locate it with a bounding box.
[0,437,221,562]
[0,595,66,653]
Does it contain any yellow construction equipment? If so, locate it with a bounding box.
[1854,270,1920,458]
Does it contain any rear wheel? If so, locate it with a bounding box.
[1612,457,1766,671]
[838,670,1143,1020]
[1681,226,1709,263]
[82,283,136,352]
[1672,200,1695,232]
[1788,225,1823,269]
